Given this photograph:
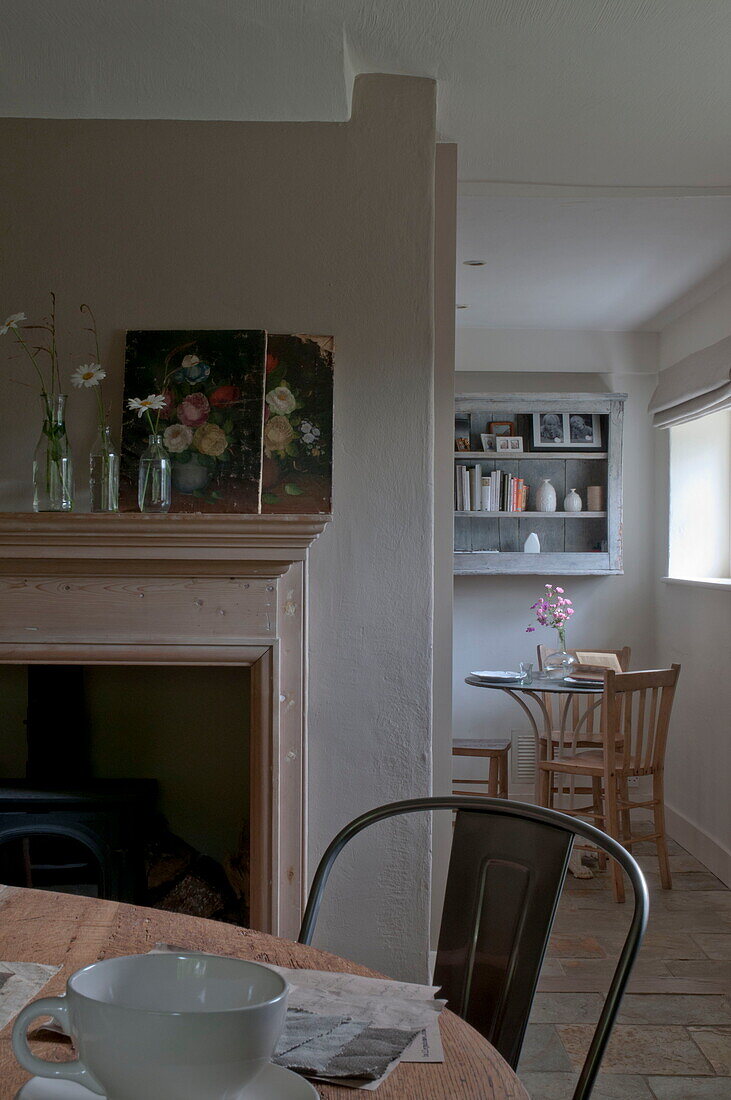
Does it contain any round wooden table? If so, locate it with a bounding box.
[0,886,528,1099]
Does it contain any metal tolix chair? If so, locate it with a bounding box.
[299,796,648,1100]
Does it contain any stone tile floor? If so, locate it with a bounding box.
[518,822,731,1099]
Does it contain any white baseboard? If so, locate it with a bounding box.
[665,802,731,888]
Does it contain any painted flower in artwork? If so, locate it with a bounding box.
[300,420,321,445]
[193,423,228,457]
[265,352,279,374]
[263,414,295,455]
[174,354,211,384]
[177,391,210,427]
[265,385,296,415]
[209,384,241,407]
[163,423,194,453]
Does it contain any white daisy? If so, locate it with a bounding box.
[0,312,26,335]
[127,394,167,417]
[71,363,106,388]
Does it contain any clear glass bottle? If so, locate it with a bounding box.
[544,628,579,679]
[33,394,74,512]
[138,433,171,513]
[89,425,120,513]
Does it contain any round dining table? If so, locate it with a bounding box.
[0,885,529,1099]
[465,673,605,878]
[464,673,602,802]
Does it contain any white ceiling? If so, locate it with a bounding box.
[5,0,731,330]
[5,0,731,188]
[457,193,731,331]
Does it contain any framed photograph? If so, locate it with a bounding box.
[567,412,602,449]
[480,433,496,452]
[496,435,524,453]
[532,412,566,448]
[455,436,471,452]
[455,413,471,452]
[489,420,514,436]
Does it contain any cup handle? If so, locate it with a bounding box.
[12,996,106,1095]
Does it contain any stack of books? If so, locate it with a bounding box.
[455,465,528,512]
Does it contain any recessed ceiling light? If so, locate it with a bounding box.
[463,260,486,266]
[456,304,469,309]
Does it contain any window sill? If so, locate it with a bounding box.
[662,576,731,591]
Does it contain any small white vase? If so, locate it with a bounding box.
[564,488,582,512]
[535,478,556,512]
[523,532,541,553]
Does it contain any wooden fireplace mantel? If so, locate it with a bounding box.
[0,511,331,938]
[0,513,330,574]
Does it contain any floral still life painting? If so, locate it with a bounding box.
[260,334,333,514]
[120,330,267,513]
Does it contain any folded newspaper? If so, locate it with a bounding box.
[264,964,446,1089]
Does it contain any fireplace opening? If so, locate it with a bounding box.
[0,665,251,924]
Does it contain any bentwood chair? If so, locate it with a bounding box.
[538,666,680,903]
[299,797,648,1100]
[536,646,631,854]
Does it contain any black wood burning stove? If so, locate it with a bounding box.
[0,667,157,901]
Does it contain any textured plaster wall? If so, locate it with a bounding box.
[654,282,731,884]
[0,74,437,979]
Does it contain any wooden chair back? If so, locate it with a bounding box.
[602,666,680,775]
[536,645,631,744]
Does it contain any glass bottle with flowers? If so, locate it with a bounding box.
[1,296,74,511]
[127,394,171,512]
[74,304,119,513]
[526,583,578,679]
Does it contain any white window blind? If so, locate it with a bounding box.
[649,334,731,429]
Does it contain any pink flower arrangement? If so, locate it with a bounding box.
[177,391,210,428]
[526,583,575,648]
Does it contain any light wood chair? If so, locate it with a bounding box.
[452,738,511,798]
[536,645,631,756]
[537,665,680,903]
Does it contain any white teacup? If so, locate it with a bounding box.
[12,952,289,1099]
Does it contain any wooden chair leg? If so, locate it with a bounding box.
[498,752,509,798]
[487,757,499,798]
[591,777,608,870]
[538,766,551,808]
[653,772,672,890]
[604,773,626,904]
[619,777,633,848]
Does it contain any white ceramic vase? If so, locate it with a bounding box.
[535,478,556,512]
[523,532,541,553]
[564,488,582,512]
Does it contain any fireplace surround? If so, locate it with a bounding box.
[0,512,329,938]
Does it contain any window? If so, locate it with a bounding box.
[668,408,731,580]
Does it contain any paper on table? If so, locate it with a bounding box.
[0,962,61,1031]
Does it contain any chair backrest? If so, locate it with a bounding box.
[536,645,631,743]
[602,665,680,774]
[299,797,648,1100]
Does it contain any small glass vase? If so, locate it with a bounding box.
[89,426,120,513]
[544,630,579,679]
[138,433,171,513]
[33,394,74,512]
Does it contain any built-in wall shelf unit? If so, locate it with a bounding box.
[454,392,626,576]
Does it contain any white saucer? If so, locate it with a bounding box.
[16,1063,319,1099]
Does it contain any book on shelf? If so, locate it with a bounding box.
[454,464,528,513]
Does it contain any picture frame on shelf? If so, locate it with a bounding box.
[455,412,471,451]
[532,411,566,448]
[489,420,514,436]
[480,433,496,452]
[566,412,602,448]
[496,435,524,453]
